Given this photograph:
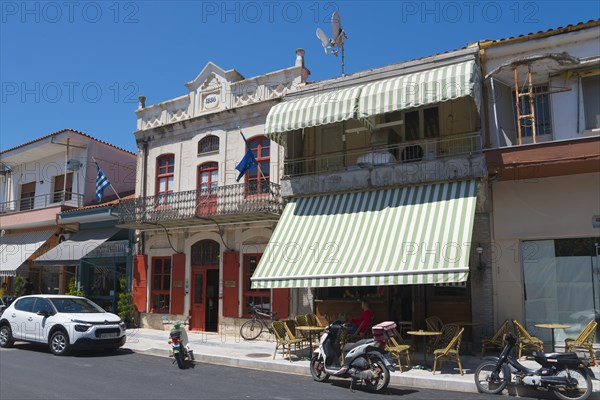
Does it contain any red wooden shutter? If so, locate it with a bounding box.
[133,255,147,313]
[171,253,186,315]
[222,251,239,317]
[271,289,289,319]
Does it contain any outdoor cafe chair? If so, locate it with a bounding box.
[434,323,459,350]
[432,327,464,375]
[512,319,544,359]
[425,316,444,351]
[565,320,597,362]
[306,313,323,327]
[272,320,305,362]
[385,336,412,372]
[295,314,308,327]
[481,319,511,356]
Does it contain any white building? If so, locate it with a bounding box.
[482,20,600,349]
[118,51,310,331]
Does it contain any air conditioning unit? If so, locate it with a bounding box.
[66,159,81,171]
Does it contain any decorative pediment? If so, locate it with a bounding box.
[185,62,244,93]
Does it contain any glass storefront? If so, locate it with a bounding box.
[522,237,600,345]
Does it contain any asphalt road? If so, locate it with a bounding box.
[0,343,542,400]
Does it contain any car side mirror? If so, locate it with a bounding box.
[37,310,49,317]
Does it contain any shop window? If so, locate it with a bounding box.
[52,173,73,202]
[151,257,171,312]
[243,254,269,315]
[198,135,220,154]
[582,75,600,131]
[156,154,175,206]
[512,84,553,138]
[19,181,36,211]
[245,136,270,196]
[191,239,220,266]
[432,283,468,298]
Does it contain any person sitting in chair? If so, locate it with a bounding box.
[348,300,372,336]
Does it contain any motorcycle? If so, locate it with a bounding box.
[161,315,194,369]
[309,320,396,392]
[475,332,595,400]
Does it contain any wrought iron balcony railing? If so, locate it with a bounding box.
[116,181,283,228]
[284,132,483,177]
[0,191,83,214]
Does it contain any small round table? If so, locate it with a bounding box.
[296,326,324,356]
[407,330,441,370]
[534,323,571,352]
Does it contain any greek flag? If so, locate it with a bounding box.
[95,161,110,202]
[235,131,258,182]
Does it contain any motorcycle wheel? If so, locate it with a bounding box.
[240,320,263,341]
[363,360,390,393]
[309,354,330,382]
[552,368,592,400]
[474,361,508,394]
[174,352,186,369]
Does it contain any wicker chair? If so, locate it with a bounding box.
[425,316,445,351]
[565,320,597,362]
[295,315,308,327]
[512,320,544,359]
[306,313,324,327]
[386,336,412,372]
[272,321,305,362]
[433,327,464,375]
[481,319,512,356]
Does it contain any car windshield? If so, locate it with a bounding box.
[49,297,105,313]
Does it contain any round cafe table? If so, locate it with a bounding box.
[535,323,571,352]
[295,326,324,356]
[407,330,441,370]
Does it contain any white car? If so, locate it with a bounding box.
[0,295,126,355]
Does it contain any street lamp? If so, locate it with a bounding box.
[476,244,485,271]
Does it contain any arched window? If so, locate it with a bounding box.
[245,136,270,195]
[156,154,175,205]
[191,239,220,266]
[198,135,219,154]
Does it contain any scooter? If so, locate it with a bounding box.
[161,315,194,369]
[475,332,595,400]
[309,320,396,392]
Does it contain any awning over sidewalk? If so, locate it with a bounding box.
[358,60,481,119]
[0,229,56,276]
[265,85,363,144]
[34,228,119,266]
[251,180,478,289]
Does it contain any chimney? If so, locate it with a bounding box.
[138,95,146,109]
[295,48,311,83]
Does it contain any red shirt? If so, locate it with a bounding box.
[352,309,372,334]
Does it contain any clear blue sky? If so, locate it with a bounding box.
[1,1,598,152]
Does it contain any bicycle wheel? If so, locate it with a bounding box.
[240,319,263,340]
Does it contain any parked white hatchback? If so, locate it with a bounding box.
[0,295,126,355]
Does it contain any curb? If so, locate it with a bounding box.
[127,346,479,393]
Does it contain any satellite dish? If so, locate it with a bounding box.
[331,11,345,47]
[314,10,348,75]
[316,28,329,54]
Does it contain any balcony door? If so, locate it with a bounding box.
[196,162,218,216]
[190,240,219,332]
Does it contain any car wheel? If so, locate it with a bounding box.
[0,324,14,348]
[49,330,70,356]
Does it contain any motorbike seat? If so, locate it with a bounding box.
[342,338,373,354]
[532,351,578,360]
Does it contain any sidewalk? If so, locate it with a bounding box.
[123,328,599,398]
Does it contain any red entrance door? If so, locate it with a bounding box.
[190,267,219,332]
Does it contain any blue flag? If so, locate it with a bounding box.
[235,132,258,182]
[95,161,110,202]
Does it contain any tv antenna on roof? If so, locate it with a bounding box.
[315,10,348,76]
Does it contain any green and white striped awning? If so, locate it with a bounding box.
[265,85,363,144]
[251,180,478,289]
[358,60,481,120]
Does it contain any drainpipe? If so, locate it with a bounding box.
[140,140,149,255]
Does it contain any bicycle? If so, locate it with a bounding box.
[239,303,277,340]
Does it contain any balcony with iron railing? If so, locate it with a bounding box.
[281,132,487,197]
[116,181,284,229]
[0,190,83,215]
